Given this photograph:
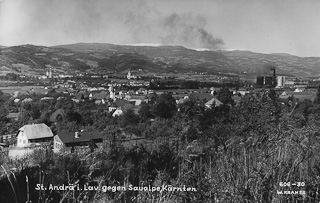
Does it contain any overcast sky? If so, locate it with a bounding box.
[1,0,320,57]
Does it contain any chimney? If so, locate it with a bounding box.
[75,132,79,138]
[273,68,276,86]
[273,68,276,78]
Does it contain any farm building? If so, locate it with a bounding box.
[16,123,54,148]
[53,131,103,152]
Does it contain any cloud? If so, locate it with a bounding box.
[0,0,223,49]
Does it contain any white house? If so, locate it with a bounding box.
[16,123,54,148]
[294,88,303,93]
[112,109,124,117]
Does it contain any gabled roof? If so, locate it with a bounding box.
[115,99,132,107]
[22,98,33,103]
[205,97,223,107]
[91,91,109,100]
[75,91,89,100]
[112,109,124,117]
[57,131,103,144]
[294,88,303,92]
[19,123,53,140]
[176,98,186,104]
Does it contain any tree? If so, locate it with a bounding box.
[151,93,177,119]
[178,99,205,121]
[148,92,158,105]
[121,109,140,127]
[138,102,152,120]
[314,85,320,104]
[0,105,8,135]
[217,86,233,105]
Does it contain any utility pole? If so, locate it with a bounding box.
[26,175,30,203]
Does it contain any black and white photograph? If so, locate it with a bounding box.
[1,0,320,202]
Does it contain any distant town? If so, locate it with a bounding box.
[1,66,319,103]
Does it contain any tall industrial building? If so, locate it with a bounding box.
[256,67,277,87]
[277,76,286,87]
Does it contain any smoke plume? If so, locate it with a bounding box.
[160,13,224,49]
[257,63,276,76]
[0,0,224,49]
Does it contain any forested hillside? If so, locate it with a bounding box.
[2,43,320,77]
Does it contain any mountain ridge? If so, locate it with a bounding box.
[1,43,320,77]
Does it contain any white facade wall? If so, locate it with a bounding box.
[16,132,29,148]
[277,76,286,87]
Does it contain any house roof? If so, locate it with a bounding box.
[91,91,109,100]
[279,95,290,99]
[115,99,132,107]
[205,97,223,107]
[57,131,103,144]
[129,95,146,100]
[40,97,54,101]
[75,91,89,100]
[138,88,146,91]
[22,98,33,103]
[112,109,124,117]
[19,123,54,140]
[176,98,186,104]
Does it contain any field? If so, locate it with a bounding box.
[0,86,45,94]
[290,92,316,101]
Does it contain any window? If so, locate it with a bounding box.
[23,140,26,144]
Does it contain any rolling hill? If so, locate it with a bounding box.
[1,43,320,77]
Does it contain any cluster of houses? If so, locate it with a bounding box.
[2,122,149,159]
[1,88,230,159]
[3,121,185,159]
[3,85,311,159]
[5,82,307,124]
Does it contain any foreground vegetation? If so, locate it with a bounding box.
[1,87,320,202]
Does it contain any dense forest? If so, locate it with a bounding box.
[1,87,320,202]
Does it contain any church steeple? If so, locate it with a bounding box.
[127,70,131,79]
